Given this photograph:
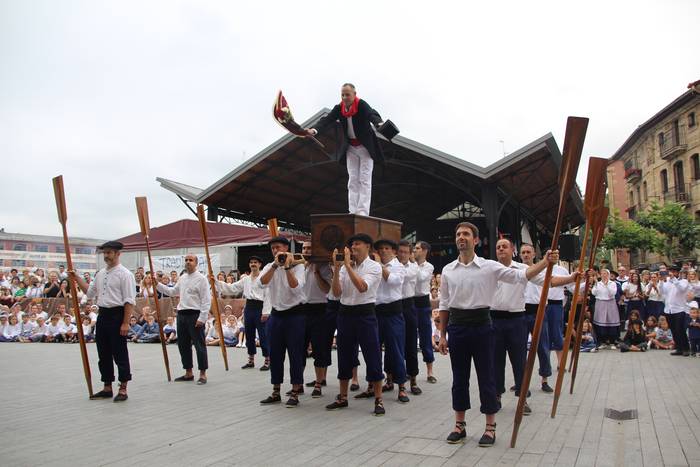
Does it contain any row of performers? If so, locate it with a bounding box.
[68,223,578,448]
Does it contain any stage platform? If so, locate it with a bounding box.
[1,343,699,466]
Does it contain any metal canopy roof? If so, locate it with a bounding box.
[158,109,584,235]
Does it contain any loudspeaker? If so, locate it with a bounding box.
[559,234,580,262]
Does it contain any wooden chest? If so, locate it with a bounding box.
[309,213,403,263]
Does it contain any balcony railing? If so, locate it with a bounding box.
[660,126,687,160]
[624,167,642,182]
[663,184,692,205]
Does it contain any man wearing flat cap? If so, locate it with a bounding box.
[257,236,307,407]
[325,233,386,416]
[71,241,136,402]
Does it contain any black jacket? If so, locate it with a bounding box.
[314,99,384,165]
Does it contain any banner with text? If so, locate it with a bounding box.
[146,254,219,274]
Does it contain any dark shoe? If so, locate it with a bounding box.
[382,382,394,392]
[374,398,385,416]
[285,387,304,396]
[427,376,437,384]
[523,402,532,416]
[478,423,496,447]
[354,389,373,399]
[113,392,128,402]
[175,375,195,382]
[398,393,410,403]
[541,382,553,393]
[306,379,327,387]
[312,386,322,398]
[670,350,683,356]
[259,363,270,371]
[90,390,113,400]
[285,392,299,408]
[514,389,532,398]
[260,393,281,404]
[446,421,467,444]
[326,395,348,410]
[196,377,207,385]
[241,362,255,369]
[410,385,423,395]
[349,383,360,391]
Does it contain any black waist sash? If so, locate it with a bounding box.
[448,307,491,327]
[525,303,538,315]
[244,299,264,311]
[375,300,403,316]
[270,304,304,316]
[339,303,375,316]
[490,310,524,320]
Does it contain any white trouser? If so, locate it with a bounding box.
[346,144,373,216]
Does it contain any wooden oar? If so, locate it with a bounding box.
[569,206,609,394]
[267,218,279,237]
[196,205,229,370]
[510,116,588,448]
[550,157,607,417]
[135,197,172,382]
[52,175,94,398]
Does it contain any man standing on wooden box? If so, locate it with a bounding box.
[306,83,384,216]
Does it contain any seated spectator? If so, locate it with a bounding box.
[236,314,246,348]
[222,315,239,347]
[55,279,71,298]
[133,314,160,343]
[580,319,597,352]
[163,316,177,343]
[626,309,641,331]
[650,315,674,350]
[81,315,95,343]
[0,314,10,341]
[620,319,647,352]
[31,316,48,342]
[61,315,78,343]
[28,303,47,321]
[432,310,440,350]
[430,287,440,301]
[140,274,157,299]
[43,272,61,298]
[688,305,700,356]
[127,316,142,340]
[137,306,151,326]
[13,280,27,300]
[0,287,13,307]
[644,316,658,345]
[45,315,64,342]
[206,318,222,346]
[1,315,21,342]
[18,313,37,343]
[85,305,98,326]
[24,276,44,299]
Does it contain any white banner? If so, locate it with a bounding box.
[0,250,97,264]
[146,254,219,274]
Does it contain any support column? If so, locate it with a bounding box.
[481,184,499,260]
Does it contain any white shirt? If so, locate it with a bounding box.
[661,278,691,314]
[258,263,306,311]
[622,282,643,299]
[62,323,77,334]
[82,324,93,335]
[3,323,20,338]
[305,264,332,304]
[46,323,63,337]
[20,320,36,334]
[400,261,419,299]
[524,280,542,305]
[33,324,47,336]
[415,261,434,297]
[157,271,211,323]
[546,265,571,300]
[438,255,528,311]
[591,280,617,300]
[338,257,382,306]
[87,264,136,308]
[216,274,265,301]
[25,286,43,299]
[347,117,356,139]
[376,258,405,305]
[491,261,530,312]
[645,282,663,302]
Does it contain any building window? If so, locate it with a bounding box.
[55,245,65,253]
[660,169,668,193]
[34,244,49,252]
[629,190,634,206]
[76,247,94,255]
[636,186,641,206]
[690,112,696,128]
[692,154,700,180]
[643,181,648,202]
[13,243,27,251]
[658,132,665,150]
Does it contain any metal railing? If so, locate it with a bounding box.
[663,183,692,205]
[660,125,687,159]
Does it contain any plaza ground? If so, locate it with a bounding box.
[1,342,699,466]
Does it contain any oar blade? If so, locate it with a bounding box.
[558,117,589,195]
[52,175,68,224]
[135,197,150,236]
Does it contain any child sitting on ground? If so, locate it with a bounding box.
[644,316,657,347]
[687,306,700,356]
[236,313,246,348]
[163,316,177,344]
[81,315,95,342]
[61,315,78,343]
[620,319,647,352]
[580,319,597,352]
[650,315,674,350]
[18,313,36,343]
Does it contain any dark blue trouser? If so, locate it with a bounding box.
[377,311,407,385]
[447,323,499,414]
[493,316,527,395]
[303,304,327,368]
[336,312,383,382]
[545,303,564,351]
[267,311,306,386]
[646,301,664,319]
[668,312,689,352]
[402,298,419,377]
[243,305,268,358]
[415,305,435,364]
[96,307,132,383]
[525,311,551,378]
[320,300,339,368]
[627,299,646,321]
[177,311,208,371]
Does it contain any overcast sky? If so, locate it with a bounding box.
[1,0,698,240]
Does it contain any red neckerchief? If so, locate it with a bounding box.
[340,97,360,117]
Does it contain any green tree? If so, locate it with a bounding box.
[636,202,700,260]
[601,212,662,262]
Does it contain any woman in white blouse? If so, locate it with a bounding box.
[644,272,665,319]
